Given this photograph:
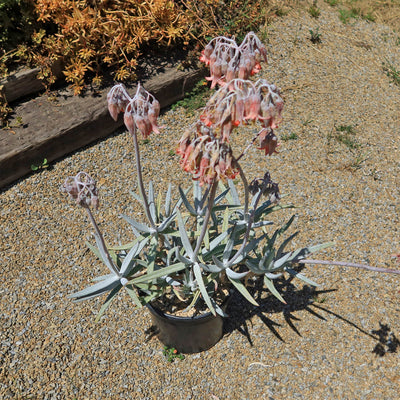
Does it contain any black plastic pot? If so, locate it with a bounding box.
[146,301,228,354]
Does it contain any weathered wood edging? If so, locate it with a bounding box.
[0,66,205,189]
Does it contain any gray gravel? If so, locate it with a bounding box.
[1,4,400,399]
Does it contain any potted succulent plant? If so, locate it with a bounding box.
[62,32,399,354]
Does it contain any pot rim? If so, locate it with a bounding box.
[145,302,220,322]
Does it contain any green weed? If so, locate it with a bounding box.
[308,5,321,18]
[338,8,359,23]
[333,125,360,150]
[162,346,185,362]
[31,158,49,171]
[383,61,400,86]
[281,132,298,141]
[309,27,322,43]
[171,79,210,114]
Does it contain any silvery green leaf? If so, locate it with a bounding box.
[288,241,334,263]
[164,276,181,286]
[131,262,186,284]
[285,267,319,287]
[201,262,224,273]
[124,284,142,307]
[175,249,192,265]
[252,220,274,229]
[250,189,261,209]
[107,239,140,251]
[119,236,150,276]
[193,263,215,316]
[227,179,241,205]
[177,210,195,260]
[148,181,156,222]
[94,231,119,276]
[265,272,283,279]
[210,297,229,318]
[129,189,143,204]
[245,258,264,274]
[122,214,153,234]
[165,184,172,216]
[211,255,227,270]
[276,232,299,259]
[304,241,334,255]
[205,230,229,253]
[157,212,177,232]
[223,230,236,263]
[69,275,120,301]
[178,186,196,215]
[193,180,202,208]
[214,187,230,205]
[86,240,101,259]
[273,251,294,270]
[95,285,122,322]
[226,268,249,280]
[264,275,286,303]
[228,276,259,306]
[92,273,114,282]
[260,247,275,272]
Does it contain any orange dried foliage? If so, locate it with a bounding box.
[33,0,191,94]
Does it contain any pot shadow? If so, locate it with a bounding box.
[223,274,399,356]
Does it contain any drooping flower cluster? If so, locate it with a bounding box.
[176,78,284,185]
[201,79,283,138]
[200,32,268,88]
[62,172,99,209]
[249,171,280,203]
[176,122,239,186]
[107,83,161,138]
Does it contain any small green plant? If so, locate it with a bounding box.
[281,132,298,141]
[363,12,375,22]
[325,0,338,6]
[309,27,322,43]
[308,5,321,18]
[348,151,371,171]
[31,158,49,171]
[333,125,360,150]
[171,79,211,114]
[383,61,400,87]
[338,8,359,24]
[163,346,185,362]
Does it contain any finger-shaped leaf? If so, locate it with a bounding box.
[131,262,186,284]
[95,285,122,322]
[273,251,293,270]
[129,190,143,204]
[119,236,150,276]
[276,232,299,259]
[124,284,143,307]
[194,263,215,316]
[165,184,172,216]
[227,179,241,205]
[264,275,286,303]
[228,276,259,306]
[285,267,319,287]
[94,231,119,276]
[226,267,249,280]
[177,210,195,260]
[178,186,196,215]
[122,214,153,234]
[69,275,120,301]
[148,181,157,222]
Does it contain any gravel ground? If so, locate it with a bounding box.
[1,4,400,399]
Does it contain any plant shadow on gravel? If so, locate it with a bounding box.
[223,270,399,357]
